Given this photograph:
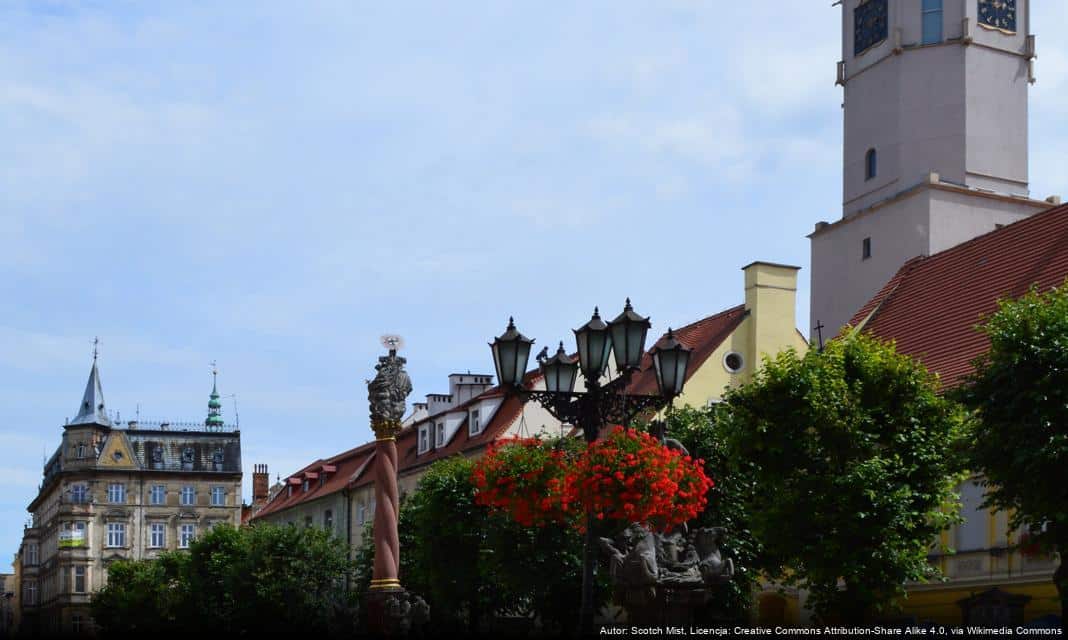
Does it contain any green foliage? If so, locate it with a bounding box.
[354,453,602,635]
[89,554,186,633]
[959,284,1068,547]
[720,334,967,623]
[958,284,1068,620]
[92,523,359,635]
[665,405,761,623]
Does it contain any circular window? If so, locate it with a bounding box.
[112,450,124,461]
[723,352,744,374]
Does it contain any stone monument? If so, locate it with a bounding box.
[363,339,427,635]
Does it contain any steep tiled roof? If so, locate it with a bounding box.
[627,305,749,396]
[252,441,376,519]
[252,372,538,519]
[848,202,1068,389]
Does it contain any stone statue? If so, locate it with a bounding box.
[367,350,412,425]
[599,522,736,626]
[693,526,734,585]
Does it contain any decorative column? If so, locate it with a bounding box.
[370,415,403,592]
[364,347,425,635]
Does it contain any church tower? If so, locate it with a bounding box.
[809,0,1056,338]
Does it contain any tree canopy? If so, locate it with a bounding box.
[92,523,359,635]
[354,453,603,635]
[958,283,1068,626]
[664,404,762,624]
[719,334,967,623]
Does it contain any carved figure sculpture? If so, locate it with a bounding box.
[367,350,413,424]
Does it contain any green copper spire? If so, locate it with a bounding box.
[206,362,224,430]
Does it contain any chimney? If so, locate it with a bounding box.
[253,464,269,505]
[742,262,801,369]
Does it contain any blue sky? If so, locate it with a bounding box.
[2,2,1067,562]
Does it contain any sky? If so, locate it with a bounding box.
[2,1,1067,562]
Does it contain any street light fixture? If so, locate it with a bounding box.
[540,342,579,395]
[490,317,534,388]
[488,301,692,635]
[650,327,692,398]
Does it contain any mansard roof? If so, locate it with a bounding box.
[848,201,1068,389]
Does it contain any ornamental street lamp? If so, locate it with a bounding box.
[488,302,692,635]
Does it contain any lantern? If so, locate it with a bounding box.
[608,298,651,372]
[573,307,612,381]
[650,328,692,398]
[540,342,578,394]
[490,317,534,387]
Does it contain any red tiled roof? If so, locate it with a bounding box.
[848,202,1068,389]
[251,372,539,519]
[627,305,749,396]
[252,441,376,520]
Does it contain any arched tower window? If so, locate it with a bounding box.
[865,148,877,180]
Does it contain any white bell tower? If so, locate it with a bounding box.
[809,0,1056,339]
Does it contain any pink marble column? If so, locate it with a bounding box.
[369,419,403,592]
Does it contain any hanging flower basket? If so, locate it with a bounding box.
[471,427,713,532]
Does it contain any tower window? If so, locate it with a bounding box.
[862,237,872,260]
[853,0,888,56]
[865,148,877,180]
[922,0,943,45]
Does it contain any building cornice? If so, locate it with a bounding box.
[811,178,1053,239]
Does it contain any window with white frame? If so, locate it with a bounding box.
[180,485,195,506]
[179,524,195,549]
[26,543,38,566]
[150,523,166,548]
[107,522,126,548]
[150,484,166,505]
[957,479,987,551]
[436,422,445,447]
[418,427,430,454]
[71,483,89,504]
[357,503,366,525]
[107,483,126,504]
[24,581,37,605]
[324,509,333,530]
[469,409,481,435]
[211,486,225,506]
[302,479,309,493]
[74,565,86,593]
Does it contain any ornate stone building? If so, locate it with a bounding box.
[15,358,242,636]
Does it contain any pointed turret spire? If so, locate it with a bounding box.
[206,361,224,430]
[71,339,112,427]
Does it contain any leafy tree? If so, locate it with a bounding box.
[664,404,761,624]
[720,334,967,623]
[89,553,187,633]
[92,523,359,635]
[354,454,600,635]
[957,284,1068,628]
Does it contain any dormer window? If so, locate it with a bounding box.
[436,422,445,447]
[469,410,482,436]
[182,447,195,470]
[152,447,164,465]
[302,479,309,493]
[418,427,430,454]
[76,443,86,459]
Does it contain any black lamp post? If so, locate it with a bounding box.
[489,302,691,635]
